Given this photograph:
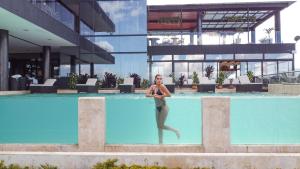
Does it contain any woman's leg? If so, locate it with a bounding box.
[157,106,180,140]
[156,109,163,144]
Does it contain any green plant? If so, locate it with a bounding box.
[68,73,78,89]
[192,71,199,84]
[264,27,274,43]
[101,72,117,88]
[0,160,34,169]
[216,71,226,85]
[38,164,57,169]
[169,73,175,83]
[117,77,124,86]
[141,79,150,89]
[178,74,185,88]
[205,65,214,79]
[247,71,254,82]
[130,73,141,88]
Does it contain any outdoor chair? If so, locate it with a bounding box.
[197,76,216,92]
[119,78,135,93]
[29,79,57,93]
[236,75,263,92]
[76,78,98,93]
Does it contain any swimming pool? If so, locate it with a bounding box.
[0,93,299,145]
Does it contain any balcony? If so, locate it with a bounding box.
[28,0,75,30]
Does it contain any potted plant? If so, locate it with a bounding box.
[56,72,79,93]
[178,74,185,88]
[129,73,141,88]
[205,65,214,79]
[116,77,124,87]
[263,27,274,44]
[247,71,254,82]
[169,73,175,83]
[101,72,117,88]
[216,71,225,89]
[235,27,244,44]
[141,79,150,89]
[192,71,199,89]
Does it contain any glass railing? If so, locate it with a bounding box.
[148,32,283,46]
[256,71,300,84]
[28,0,75,30]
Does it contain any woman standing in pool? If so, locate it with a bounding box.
[146,74,180,144]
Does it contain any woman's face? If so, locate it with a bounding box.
[156,75,162,85]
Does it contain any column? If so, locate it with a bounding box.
[70,56,76,74]
[43,46,51,81]
[251,29,256,44]
[171,55,174,76]
[202,97,230,152]
[275,11,281,43]
[0,29,9,91]
[90,62,94,77]
[78,97,105,151]
[197,12,203,45]
[190,31,194,45]
[149,55,152,83]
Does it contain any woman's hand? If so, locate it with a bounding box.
[145,85,155,97]
[153,94,163,99]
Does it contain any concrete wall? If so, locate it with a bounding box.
[269,84,300,95]
[1,152,300,169]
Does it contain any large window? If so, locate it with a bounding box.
[94,0,147,79]
[235,54,262,60]
[96,54,148,79]
[29,0,75,30]
[248,62,261,76]
[206,54,233,60]
[263,62,277,75]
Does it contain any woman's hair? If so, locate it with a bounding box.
[154,74,161,84]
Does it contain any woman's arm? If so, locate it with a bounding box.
[145,85,155,97]
[159,84,171,98]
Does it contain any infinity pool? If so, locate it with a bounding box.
[0,93,299,145]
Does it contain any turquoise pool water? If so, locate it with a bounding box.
[231,97,300,144]
[106,95,201,144]
[0,93,300,145]
[0,94,78,144]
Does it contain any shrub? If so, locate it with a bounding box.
[247,71,254,82]
[101,72,117,88]
[216,71,226,85]
[68,73,78,89]
[39,164,57,169]
[205,65,214,79]
[130,73,141,88]
[117,77,124,86]
[192,72,199,84]
[168,73,175,83]
[141,79,150,89]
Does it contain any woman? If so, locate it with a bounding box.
[146,74,180,144]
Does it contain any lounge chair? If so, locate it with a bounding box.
[236,75,263,92]
[30,79,57,93]
[197,77,216,92]
[76,78,98,93]
[163,77,175,93]
[119,78,135,93]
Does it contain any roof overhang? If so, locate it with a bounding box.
[148,1,295,32]
[0,0,78,47]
